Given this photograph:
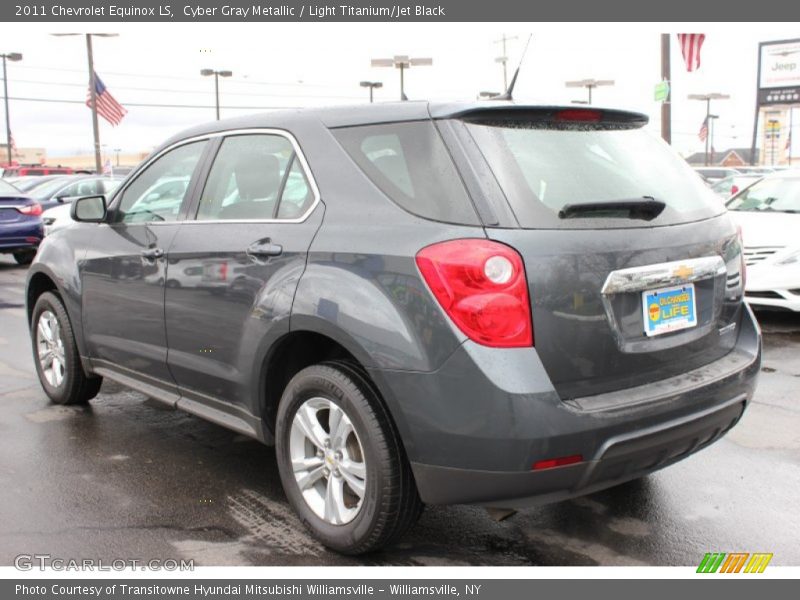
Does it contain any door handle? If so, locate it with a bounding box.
[246,240,283,259]
[141,247,165,260]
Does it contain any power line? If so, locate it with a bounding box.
[2,77,364,99]
[8,95,299,110]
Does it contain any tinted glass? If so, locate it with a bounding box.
[726,176,800,213]
[277,157,314,219]
[465,121,724,228]
[197,134,300,221]
[116,141,207,223]
[333,121,479,225]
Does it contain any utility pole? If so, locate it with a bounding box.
[1,52,22,166]
[51,33,118,174]
[494,34,518,90]
[200,69,233,120]
[86,35,102,174]
[660,34,671,144]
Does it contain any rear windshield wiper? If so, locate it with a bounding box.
[558,196,666,221]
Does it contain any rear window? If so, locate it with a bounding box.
[464,120,724,228]
[333,121,479,225]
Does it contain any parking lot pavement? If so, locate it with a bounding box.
[1,254,798,567]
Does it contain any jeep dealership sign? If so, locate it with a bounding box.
[758,39,800,105]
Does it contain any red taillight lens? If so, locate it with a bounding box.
[17,202,43,216]
[415,239,533,348]
[554,109,602,122]
[532,454,583,470]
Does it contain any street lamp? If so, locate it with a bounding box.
[201,69,233,120]
[113,148,121,167]
[688,93,730,166]
[565,79,615,105]
[370,55,432,101]
[359,81,383,103]
[52,34,119,173]
[1,52,22,167]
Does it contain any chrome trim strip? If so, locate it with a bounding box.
[601,256,726,295]
[110,127,321,226]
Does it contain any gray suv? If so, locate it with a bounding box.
[26,103,761,554]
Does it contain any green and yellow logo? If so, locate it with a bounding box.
[697,552,773,573]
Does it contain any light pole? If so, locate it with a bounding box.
[565,79,615,105]
[201,69,232,120]
[1,52,22,167]
[708,114,719,165]
[360,81,383,103]
[688,93,730,166]
[52,34,118,173]
[113,147,121,167]
[370,55,432,101]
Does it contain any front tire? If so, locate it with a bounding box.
[13,250,36,265]
[31,292,102,405]
[276,363,422,554]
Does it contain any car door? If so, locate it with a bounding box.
[80,139,210,386]
[164,131,322,419]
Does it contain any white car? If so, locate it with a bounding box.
[726,170,800,312]
[41,202,74,236]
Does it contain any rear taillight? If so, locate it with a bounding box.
[17,202,42,216]
[554,109,603,122]
[415,239,533,348]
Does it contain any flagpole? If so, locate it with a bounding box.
[86,34,102,174]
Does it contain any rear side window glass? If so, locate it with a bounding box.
[333,121,479,225]
[464,120,725,228]
[197,134,311,221]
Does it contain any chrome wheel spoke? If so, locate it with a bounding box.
[296,463,326,491]
[324,474,346,524]
[36,310,66,388]
[294,404,328,451]
[339,462,366,498]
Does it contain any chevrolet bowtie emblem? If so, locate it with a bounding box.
[673,265,694,279]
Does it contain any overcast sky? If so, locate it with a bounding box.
[1,22,798,158]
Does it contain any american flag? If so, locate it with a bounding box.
[86,72,127,126]
[677,34,705,72]
[698,117,709,142]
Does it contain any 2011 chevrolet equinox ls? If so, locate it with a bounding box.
[26,102,761,554]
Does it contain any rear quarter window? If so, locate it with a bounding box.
[332,121,479,225]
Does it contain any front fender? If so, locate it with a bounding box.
[26,227,91,358]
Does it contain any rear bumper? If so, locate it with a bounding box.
[370,304,761,507]
[0,220,44,252]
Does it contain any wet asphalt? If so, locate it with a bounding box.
[0,254,798,567]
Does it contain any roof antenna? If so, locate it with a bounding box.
[492,34,532,101]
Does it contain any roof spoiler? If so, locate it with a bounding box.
[440,105,650,128]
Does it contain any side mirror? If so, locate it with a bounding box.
[71,195,107,223]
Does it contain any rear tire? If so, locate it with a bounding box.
[13,250,36,265]
[276,362,422,554]
[31,292,103,405]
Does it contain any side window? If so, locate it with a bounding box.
[115,140,207,224]
[277,157,314,219]
[333,121,479,225]
[196,133,312,221]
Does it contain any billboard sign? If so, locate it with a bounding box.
[758,39,800,105]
